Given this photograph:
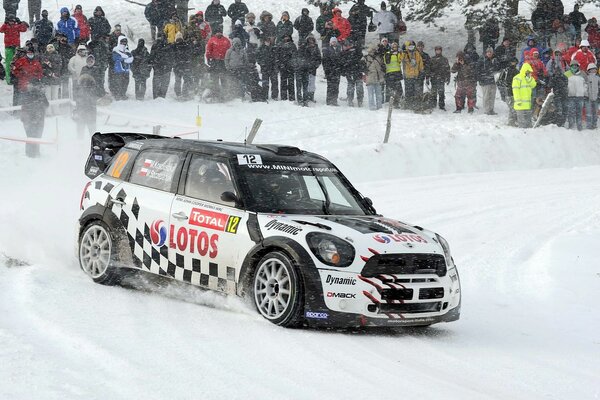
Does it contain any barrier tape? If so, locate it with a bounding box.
[0,99,72,113]
[0,135,58,145]
[96,108,198,130]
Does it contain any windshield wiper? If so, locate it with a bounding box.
[310,167,331,215]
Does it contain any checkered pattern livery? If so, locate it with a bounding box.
[100,181,237,294]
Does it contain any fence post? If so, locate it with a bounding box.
[383,96,394,144]
[246,118,263,144]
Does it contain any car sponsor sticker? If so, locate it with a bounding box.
[169,225,219,258]
[264,220,302,235]
[138,158,177,181]
[373,234,428,243]
[327,292,357,299]
[189,208,241,234]
[325,275,357,286]
[305,311,329,320]
[237,154,262,165]
[150,219,168,247]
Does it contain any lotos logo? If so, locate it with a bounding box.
[151,220,168,247]
[373,234,391,243]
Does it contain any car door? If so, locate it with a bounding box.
[170,153,253,294]
[111,148,184,277]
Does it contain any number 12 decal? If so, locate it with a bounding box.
[237,154,263,165]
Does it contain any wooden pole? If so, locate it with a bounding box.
[384,96,394,144]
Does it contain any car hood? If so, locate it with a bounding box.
[256,214,445,273]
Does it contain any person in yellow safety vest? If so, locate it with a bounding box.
[384,41,403,107]
[512,62,537,128]
[400,40,424,109]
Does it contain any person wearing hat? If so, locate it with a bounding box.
[383,41,403,108]
[111,35,133,100]
[331,8,351,43]
[494,37,515,70]
[363,42,385,110]
[164,14,183,44]
[476,46,500,115]
[0,14,29,82]
[571,39,597,72]
[20,78,49,158]
[547,54,569,127]
[205,0,227,34]
[497,57,520,125]
[227,0,248,31]
[322,36,342,105]
[277,33,297,101]
[294,8,314,45]
[276,11,293,44]
[348,0,372,47]
[206,28,231,101]
[584,17,600,49]
[68,44,88,94]
[519,35,540,65]
[569,4,587,39]
[33,10,54,49]
[565,59,587,130]
[56,7,80,45]
[416,40,430,102]
[40,43,62,114]
[373,1,397,40]
[144,0,161,42]
[401,40,424,110]
[429,45,450,110]
[585,62,599,129]
[173,31,194,99]
[89,6,111,41]
[72,5,91,42]
[28,0,42,26]
[511,62,537,128]
[230,18,249,47]
[130,38,151,100]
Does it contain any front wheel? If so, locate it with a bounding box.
[78,221,122,285]
[252,251,304,327]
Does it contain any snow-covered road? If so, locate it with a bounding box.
[1,163,598,400]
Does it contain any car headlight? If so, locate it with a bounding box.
[306,233,355,268]
[435,233,455,268]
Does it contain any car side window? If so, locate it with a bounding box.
[129,150,181,192]
[185,155,236,205]
[105,148,138,180]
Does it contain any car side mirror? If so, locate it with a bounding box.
[221,191,238,203]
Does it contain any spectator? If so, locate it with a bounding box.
[20,82,48,158]
[68,44,88,91]
[33,10,54,49]
[224,37,248,99]
[172,32,193,99]
[320,19,340,49]
[348,0,372,47]
[401,40,424,110]
[565,59,586,130]
[275,11,293,44]
[88,33,110,90]
[363,43,385,110]
[452,51,477,113]
[277,34,296,101]
[295,34,321,106]
[373,1,397,40]
[569,4,586,39]
[429,45,450,110]
[494,37,515,70]
[258,10,276,45]
[144,0,161,42]
[206,28,231,101]
[40,43,62,114]
[550,16,570,49]
[109,24,122,49]
[341,39,363,107]
[479,17,500,53]
[52,33,74,99]
[131,38,151,100]
[520,35,540,65]
[331,8,351,43]
[28,0,41,26]
[256,36,278,100]
[416,40,430,102]
[322,36,342,105]
[384,41,402,107]
[164,14,183,44]
[111,35,133,100]
[586,62,599,129]
[531,2,550,48]
[230,19,249,47]
[80,54,105,96]
[511,62,537,128]
[244,12,260,63]
[74,73,99,136]
[205,0,227,34]
[227,0,248,31]
[294,8,314,45]
[497,57,520,126]
[584,18,600,50]
[56,7,80,45]
[72,5,90,42]
[477,47,499,115]
[315,7,333,47]
[571,39,597,72]
[149,34,172,98]
[89,6,111,41]
[175,0,190,24]
[1,14,28,83]
[546,46,567,77]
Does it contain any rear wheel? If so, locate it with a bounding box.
[79,221,122,285]
[252,251,304,327]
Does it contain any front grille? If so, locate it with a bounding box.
[381,288,413,301]
[419,288,444,299]
[376,302,442,314]
[361,254,447,277]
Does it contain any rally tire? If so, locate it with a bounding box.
[252,251,304,327]
[78,220,123,285]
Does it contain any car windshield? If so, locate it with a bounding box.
[236,162,371,215]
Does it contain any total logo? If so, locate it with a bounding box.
[150,220,168,247]
[373,233,428,244]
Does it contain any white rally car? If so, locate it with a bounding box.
[78,133,461,328]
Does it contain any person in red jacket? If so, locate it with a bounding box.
[12,48,44,91]
[331,8,351,42]
[72,5,91,43]
[0,14,29,83]
[528,49,548,82]
[571,39,597,73]
[205,29,231,101]
[585,18,600,49]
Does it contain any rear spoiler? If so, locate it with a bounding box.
[84,132,173,179]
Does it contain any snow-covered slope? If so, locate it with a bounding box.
[2,0,600,398]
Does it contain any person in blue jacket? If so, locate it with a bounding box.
[56,7,80,44]
[111,35,133,100]
[519,35,541,65]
